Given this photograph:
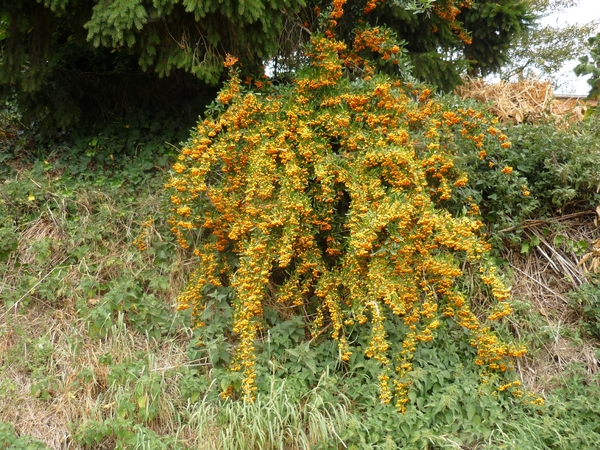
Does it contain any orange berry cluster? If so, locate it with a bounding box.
[433,0,474,44]
[132,218,154,251]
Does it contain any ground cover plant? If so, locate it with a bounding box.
[1,1,600,449]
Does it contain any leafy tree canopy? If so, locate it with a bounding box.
[574,31,600,99]
[0,0,532,127]
[498,0,599,86]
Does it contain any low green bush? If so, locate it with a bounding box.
[447,112,600,249]
[0,422,48,450]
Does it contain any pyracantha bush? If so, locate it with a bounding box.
[167,1,531,411]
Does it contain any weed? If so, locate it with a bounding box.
[569,275,600,339]
[0,422,49,449]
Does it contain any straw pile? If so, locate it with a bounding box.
[456,78,586,125]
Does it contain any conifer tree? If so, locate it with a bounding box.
[0,0,308,127]
[0,0,532,126]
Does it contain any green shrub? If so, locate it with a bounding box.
[0,422,49,450]
[447,111,600,248]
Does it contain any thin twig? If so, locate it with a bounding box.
[510,265,569,305]
[308,323,332,344]
[534,245,561,274]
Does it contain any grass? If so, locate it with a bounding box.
[180,377,360,450]
[0,115,198,448]
[0,309,192,448]
[1,107,600,449]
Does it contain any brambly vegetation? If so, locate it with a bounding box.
[2,0,600,449]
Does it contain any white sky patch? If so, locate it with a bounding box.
[541,0,600,95]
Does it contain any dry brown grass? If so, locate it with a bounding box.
[0,300,194,449]
[502,211,600,394]
[2,127,600,447]
[0,177,198,448]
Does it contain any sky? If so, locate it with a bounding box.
[541,0,600,95]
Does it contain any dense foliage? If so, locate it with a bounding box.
[0,0,306,127]
[3,0,600,447]
[2,42,600,450]
[0,0,531,127]
[322,0,532,91]
[445,113,600,248]
[575,32,600,100]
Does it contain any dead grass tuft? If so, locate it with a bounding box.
[17,217,67,266]
[516,335,599,398]
[504,211,600,392]
[0,181,196,448]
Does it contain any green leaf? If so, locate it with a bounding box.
[220,378,230,392]
[138,394,147,410]
[554,235,565,247]
[466,404,476,421]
